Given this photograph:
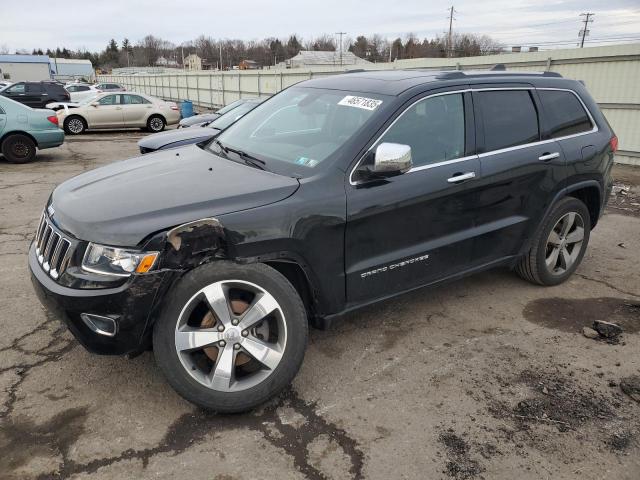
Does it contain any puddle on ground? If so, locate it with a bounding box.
[523,297,640,333]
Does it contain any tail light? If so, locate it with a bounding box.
[610,135,618,153]
[169,103,179,111]
[47,115,59,126]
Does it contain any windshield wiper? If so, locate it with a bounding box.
[224,145,267,170]
[211,140,267,170]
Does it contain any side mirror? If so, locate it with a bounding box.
[90,102,99,107]
[370,143,412,176]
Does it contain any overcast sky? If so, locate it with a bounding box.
[1,0,639,53]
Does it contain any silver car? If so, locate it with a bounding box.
[56,92,180,134]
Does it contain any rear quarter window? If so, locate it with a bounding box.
[477,90,540,152]
[538,89,593,138]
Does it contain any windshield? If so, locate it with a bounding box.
[209,101,261,130]
[208,87,387,175]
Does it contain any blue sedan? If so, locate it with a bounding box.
[0,95,64,163]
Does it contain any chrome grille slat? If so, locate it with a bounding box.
[34,212,76,281]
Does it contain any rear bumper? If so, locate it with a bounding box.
[35,129,65,149]
[29,243,171,355]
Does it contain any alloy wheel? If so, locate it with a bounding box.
[67,118,84,134]
[545,211,585,275]
[150,118,164,131]
[174,280,287,392]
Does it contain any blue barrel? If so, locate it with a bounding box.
[180,100,194,119]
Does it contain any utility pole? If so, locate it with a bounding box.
[447,6,456,58]
[335,32,346,66]
[579,12,594,48]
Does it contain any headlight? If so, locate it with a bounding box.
[82,243,159,277]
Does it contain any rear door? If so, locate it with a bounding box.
[121,94,151,126]
[25,83,45,107]
[469,87,566,266]
[345,88,480,304]
[84,94,124,128]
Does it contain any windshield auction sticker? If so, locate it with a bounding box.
[338,96,383,111]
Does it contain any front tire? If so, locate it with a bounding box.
[1,134,36,163]
[153,261,308,413]
[147,115,166,133]
[516,197,591,286]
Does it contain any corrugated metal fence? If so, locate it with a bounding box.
[99,43,640,165]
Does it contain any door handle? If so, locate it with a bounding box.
[539,152,560,161]
[447,172,476,183]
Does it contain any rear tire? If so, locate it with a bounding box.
[64,116,86,135]
[153,261,308,413]
[147,115,166,133]
[1,134,36,163]
[516,197,591,286]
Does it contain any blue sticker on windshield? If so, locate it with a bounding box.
[295,156,319,167]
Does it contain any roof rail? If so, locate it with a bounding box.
[436,70,563,79]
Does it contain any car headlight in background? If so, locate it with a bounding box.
[82,243,159,277]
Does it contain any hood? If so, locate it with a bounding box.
[50,145,299,246]
[138,125,219,150]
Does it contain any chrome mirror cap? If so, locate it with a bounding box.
[373,143,412,175]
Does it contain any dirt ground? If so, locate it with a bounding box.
[1,132,639,480]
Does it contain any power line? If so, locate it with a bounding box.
[579,12,595,48]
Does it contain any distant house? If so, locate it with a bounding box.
[283,50,372,69]
[0,54,51,82]
[184,54,202,71]
[49,58,94,81]
[239,60,260,70]
[156,56,179,67]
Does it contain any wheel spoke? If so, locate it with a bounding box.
[547,230,562,246]
[565,226,584,244]
[237,293,279,331]
[208,344,235,390]
[241,337,282,370]
[560,213,575,237]
[175,328,221,352]
[546,246,560,269]
[559,247,572,270]
[202,282,232,327]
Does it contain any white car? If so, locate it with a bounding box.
[65,83,100,102]
[56,92,180,134]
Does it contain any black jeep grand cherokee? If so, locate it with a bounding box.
[30,70,616,412]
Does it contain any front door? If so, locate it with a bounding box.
[345,89,479,304]
[2,83,40,107]
[85,94,124,129]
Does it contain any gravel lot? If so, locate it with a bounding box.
[1,132,639,480]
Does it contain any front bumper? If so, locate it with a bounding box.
[29,243,172,355]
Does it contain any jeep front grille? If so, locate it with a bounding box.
[34,213,75,280]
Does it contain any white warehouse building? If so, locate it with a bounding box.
[0,54,52,82]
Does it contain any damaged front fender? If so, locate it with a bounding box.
[160,218,228,269]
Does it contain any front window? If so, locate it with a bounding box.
[208,87,387,176]
[98,95,118,105]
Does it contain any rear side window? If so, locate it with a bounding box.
[378,93,465,168]
[122,94,148,104]
[538,90,593,138]
[477,90,539,151]
[26,83,43,93]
